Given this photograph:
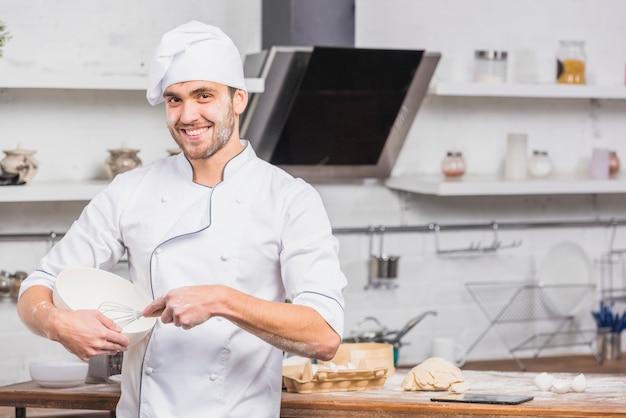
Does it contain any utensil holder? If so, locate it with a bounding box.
[596,328,622,362]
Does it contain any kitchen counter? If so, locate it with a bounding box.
[1,370,625,417]
[281,370,626,417]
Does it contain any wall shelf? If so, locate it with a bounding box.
[386,174,626,196]
[0,181,108,202]
[430,82,626,100]
[0,75,265,93]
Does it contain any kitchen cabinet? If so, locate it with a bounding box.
[386,82,626,197]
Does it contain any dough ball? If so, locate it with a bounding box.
[401,357,467,392]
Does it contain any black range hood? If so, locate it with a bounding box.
[241,46,440,182]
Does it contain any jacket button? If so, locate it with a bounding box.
[161,195,169,203]
[145,367,155,375]
[209,373,219,381]
[220,254,230,261]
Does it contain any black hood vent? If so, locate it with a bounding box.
[241,46,440,182]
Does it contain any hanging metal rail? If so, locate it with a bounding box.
[1,217,625,242]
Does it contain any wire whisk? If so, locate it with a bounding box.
[98,301,146,328]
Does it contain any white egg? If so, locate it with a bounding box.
[570,373,586,392]
[534,372,554,391]
[551,378,571,394]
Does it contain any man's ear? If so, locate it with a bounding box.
[233,89,248,116]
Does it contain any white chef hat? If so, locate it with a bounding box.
[146,21,247,105]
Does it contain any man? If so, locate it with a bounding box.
[17,21,346,418]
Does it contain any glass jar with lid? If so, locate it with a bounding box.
[528,150,553,178]
[556,41,586,85]
[441,151,466,178]
[474,50,508,83]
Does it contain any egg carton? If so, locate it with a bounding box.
[282,359,389,394]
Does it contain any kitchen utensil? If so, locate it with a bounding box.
[98,301,145,328]
[368,229,400,288]
[98,301,163,328]
[87,352,123,384]
[596,327,622,363]
[53,267,157,346]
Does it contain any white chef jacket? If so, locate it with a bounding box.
[20,141,347,418]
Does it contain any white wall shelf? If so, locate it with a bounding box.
[430,82,626,100]
[386,174,626,196]
[0,181,108,202]
[0,75,265,93]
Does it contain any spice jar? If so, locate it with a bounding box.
[441,151,466,178]
[557,41,586,85]
[609,151,620,176]
[474,50,508,83]
[528,150,553,178]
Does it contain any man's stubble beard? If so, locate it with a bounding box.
[171,104,235,160]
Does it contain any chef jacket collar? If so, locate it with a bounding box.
[175,140,255,184]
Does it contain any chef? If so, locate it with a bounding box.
[17,21,346,418]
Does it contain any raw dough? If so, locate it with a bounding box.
[401,357,468,392]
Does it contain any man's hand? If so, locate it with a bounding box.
[18,285,129,361]
[50,309,130,360]
[143,286,215,330]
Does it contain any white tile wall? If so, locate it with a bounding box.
[1,0,625,384]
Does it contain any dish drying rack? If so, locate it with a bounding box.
[465,281,596,370]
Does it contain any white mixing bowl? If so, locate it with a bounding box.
[29,361,89,388]
[53,267,157,346]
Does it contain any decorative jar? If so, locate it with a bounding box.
[0,146,39,184]
[105,146,142,179]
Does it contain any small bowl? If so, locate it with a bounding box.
[29,361,88,388]
[53,267,157,346]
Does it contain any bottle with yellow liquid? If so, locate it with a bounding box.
[557,40,586,84]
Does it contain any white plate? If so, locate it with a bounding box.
[538,241,592,315]
[108,374,122,383]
